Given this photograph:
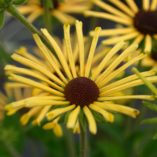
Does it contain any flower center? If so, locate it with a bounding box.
[64,77,99,107]
[151,51,157,61]
[133,10,157,35]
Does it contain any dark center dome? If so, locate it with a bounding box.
[133,10,157,35]
[64,77,99,107]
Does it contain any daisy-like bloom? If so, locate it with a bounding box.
[5,21,157,134]
[85,0,157,52]
[18,0,92,24]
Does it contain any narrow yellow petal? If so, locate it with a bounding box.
[9,74,64,96]
[33,34,68,83]
[92,0,130,19]
[33,106,51,125]
[85,11,132,25]
[144,35,152,53]
[27,10,42,23]
[92,47,109,65]
[67,106,80,128]
[150,0,157,10]
[43,120,57,130]
[83,106,97,134]
[96,43,138,86]
[64,24,77,78]
[59,2,89,13]
[18,6,37,14]
[92,41,125,80]
[90,104,114,122]
[20,107,41,125]
[47,105,75,120]
[98,95,154,101]
[11,53,64,86]
[90,27,135,36]
[102,31,139,45]
[99,53,145,87]
[100,76,157,96]
[26,100,69,107]
[76,21,85,76]
[52,10,75,24]
[96,102,139,118]
[53,124,63,137]
[143,0,150,10]
[41,28,73,79]
[126,0,138,13]
[73,121,80,134]
[85,27,101,77]
[100,70,155,92]
[6,108,19,116]
[16,47,47,68]
[109,0,134,17]
[5,65,64,91]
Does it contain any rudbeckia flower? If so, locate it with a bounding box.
[5,21,157,134]
[85,0,157,52]
[18,0,92,24]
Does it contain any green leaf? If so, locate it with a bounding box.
[141,117,157,125]
[0,11,4,28]
[143,101,157,112]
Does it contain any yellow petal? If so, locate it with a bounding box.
[67,106,80,128]
[83,106,97,134]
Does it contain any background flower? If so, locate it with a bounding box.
[85,0,157,52]
[18,0,92,24]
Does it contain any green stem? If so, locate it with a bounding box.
[7,4,40,34]
[80,124,88,157]
[43,0,52,32]
[64,129,76,157]
[7,4,55,53]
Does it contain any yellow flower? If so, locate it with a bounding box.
[18,0,92,24]
[5,21,157,134]
[85,0,157,53]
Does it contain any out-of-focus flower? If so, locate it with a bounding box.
[85,0,157,52]
[5,21,157,134]
[18,0,92,24]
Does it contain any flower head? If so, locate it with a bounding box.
[18,0,92,24]
[5,21,157,134]
[85,0,157,52]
